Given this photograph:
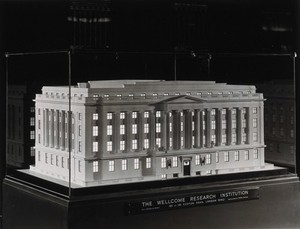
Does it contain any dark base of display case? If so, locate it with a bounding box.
[3,172,300,229]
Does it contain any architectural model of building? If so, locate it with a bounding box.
[257,80,295,167]
[30,80,273,186]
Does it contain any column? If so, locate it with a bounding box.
[200,110,204,147]
[227,109,232,145]
[125,111,132,152]
[149,110,156,150]
[138,111,144,151]
[194,109,201,148]
[184,110,193,149]
[259,103,264,144]
[172,110,180,150]
[113,112,120,153]
[65,112,69,151]
[161,111,167,150]
[44,109,47,146]
[61,111,65,150]
[217,109,222,146]
[55,110,60,149]
[247,107,253,144]
[237,108,243,145]
[206,109,212,147]
[50,109,54,148]
[166,111,171,150]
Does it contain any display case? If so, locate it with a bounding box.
[2,0,300,228]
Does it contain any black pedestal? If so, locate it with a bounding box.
[3,173,300,229]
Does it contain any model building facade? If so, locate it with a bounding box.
[31,80,272,186]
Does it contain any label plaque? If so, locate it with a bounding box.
[125,187,259,215]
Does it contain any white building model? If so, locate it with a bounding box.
[30,80,273,186]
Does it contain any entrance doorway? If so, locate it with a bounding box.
[183,160,191,176]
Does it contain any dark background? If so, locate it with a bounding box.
[0,0,299,225]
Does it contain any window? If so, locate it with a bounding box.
[161,174,166,179]
[196,92,202,95]
[216,152,219,163]
[180,137,184,147]
[242,119,246,128]
[232,109,237,115]
[146,158,151,168]
[30,117,35,126]
[169,123,172,132]
[192,136,195,146]
[78,141,82,152]
[181,122,184,131]
[120,125,125,135]
[203,120,206,130]
[61,157,64,168]
[144,111,149,118]
[93,161,98,172]
[211,109,216,115]
[291,116,294,125]
[172,157,178,167]
[153,93,158,97]
[232,119,237,129]
[242,133,247,142]
[93,113,98,120]
[129,93,134,97]
[107,125,112,135]
[169,138,173,148]
[93,142,98,152]
[78,125,82,136]
[222,134,227,144]
[224,152,229,162]
[93,94,99,98]
[56,156,59,166]
[222,109,227,115]
[211,120,216,130]
[30,147,35,157]
[132,139,137,150]
[222,120,227,129]
[186,92,191,95]
[211,135,216,144]
[93,126,98,136]
[195,155,200,165]
[120,112,125,119]
[206,154,211,164]
[38,120,41,129]
[104,94,109,98]
[175,92,180,95]
[30,107,35,113]
[253,118,257,128]
[109,160,115,171]
[107,141,112,151]
[38,134,41,143]
[122,159,127,170]
[156,123,161,133]
[45,153,48,163]
[107,113,113,120]
[117,94,122,98]
[144,139,149,149]
[156,138,161,147]
[279,115,284,123]
[290,145,295,154]
[164,93,169,96]
[120,141,125,151]
[78,113,82,120]
[253,132,258,142]
[161,157,167,168]
[132,112,137,119]
[245,150,249,160]
[141,93,146,97]
[156,111,161,118]
[253,107,258,114]
[144,123,149,133]
[234,151,239,161]
[78,161,82,172]
[134,158,139,170]
[30,130,35,140]
[132,124,137,134]
[253,149,258,159]
[290,130,294,138]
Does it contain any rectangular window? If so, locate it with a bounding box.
[38,134,41,143]
[45,153,48,163]
[232,119,237,129]
[172,157,178,167]
[232,109,237,115]
[253,118,257,128]
[290,130,294,138]
[203,120,206,130]
[195,155,200,165]
[242,119,246,128]
[93,142,98,152]
[222,109,227,115]
[93,126,98,136]
[181,122,184,131]
[93,161,98,172]
[211,134,216,144]
[144,123,149,133]
[61,157,64,168]
[144,139,149,149]
[30,147,35,157]
[156,123,161,133]
[224,152,229,162]
[107,125,113,135]
[122,159,127,171]
[161,157,166,168]
[78,125,82,136]
[234,151,239,161]
[254,149,258,159]
[222,120,227,129]
[253,132,258,142]
[120,124,125,135]
[211,120,216,130]
[132,124,137,134]
[156,138,161,147]
[107,141,112,152]
[169,138,173,148]
[211,109,216,115]
[38,120,41,129]
[253,107,257,114]
[206,154,211,164]
[242,133,247,142]
[222,134,227,144]
[141,93,146,97]
[153,93,158,97]
[109,160,115,171]
[104,94,109,98]
[146,157,151,168]
[132,139,137,149]
[107,113,113,120]
[30,107,35,113]
[78,161,81,172]
[93,113,98,120]
[192,121,195,131]
[144,111,149,118]
[30,117,35,126]
[78,141,82,152]
[164,93,169,96]
[180,137,184,147]
[216,152,219,163]
[120,112,125,119]
[132,112,137,119]
[78,113,82,120]
[134,158,139,170]
[120,140,125,151]
[161,174,166,179]
[245,151,249,160]
[30,130,35,140]
[56,156,59,166]
[156,111,161,118]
